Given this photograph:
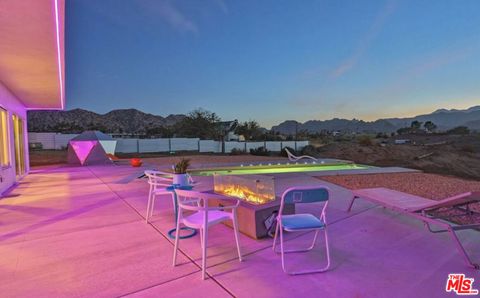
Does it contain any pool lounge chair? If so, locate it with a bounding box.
[348,187,480,269]
[284,147,317,162]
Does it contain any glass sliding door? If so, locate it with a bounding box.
[12,115,25,176]
[0,109,9,168]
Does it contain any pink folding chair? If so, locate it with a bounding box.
[273,186,331,275]
[172,189,243,280]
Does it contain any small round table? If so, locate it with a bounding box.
[166,184,197,239]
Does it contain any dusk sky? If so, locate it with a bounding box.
[66,0,480,127]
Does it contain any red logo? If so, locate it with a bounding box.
[446,274,478,295]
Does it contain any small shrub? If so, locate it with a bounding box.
[375,132,388,139]
[29,142,43,150]
[230,148,246,155]
[357,135,373,146]
[447,126,470,135]
[301,145,317,157]
[461,144,475,153]
[173,158,190,174]
[250,146,269,156]
[280,146,296,157]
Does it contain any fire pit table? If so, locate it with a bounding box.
[210,174,294,239]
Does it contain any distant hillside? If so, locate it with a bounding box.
[382,106,480,131]
[273,119,397,135]
[27,108,186,134]
[29,105,480,135]
[272,106,480,134]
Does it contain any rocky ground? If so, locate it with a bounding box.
[315,134,480,180]
[320,172,480,225]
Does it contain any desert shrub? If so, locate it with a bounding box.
[301,145,317,157]
[461,144,475,153]
[250,146,269,156]
[447,126,470,135]
[230,148,246,155]
[29,142,43,150]
[375,132,388,139]
[357,135,373,146]
[280,146,296,157]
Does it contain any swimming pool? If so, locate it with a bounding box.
[189,161,369,176]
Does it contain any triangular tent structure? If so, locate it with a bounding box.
[67,131,117,165]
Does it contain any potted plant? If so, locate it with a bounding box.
[172,158,190,186]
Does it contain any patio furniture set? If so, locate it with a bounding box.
[143,161,480,280]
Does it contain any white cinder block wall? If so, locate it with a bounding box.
[28,133,310,154]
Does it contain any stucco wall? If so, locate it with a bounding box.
[0,82,28,195]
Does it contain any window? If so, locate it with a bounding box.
[0,108,9,167]
[12,114,25,175]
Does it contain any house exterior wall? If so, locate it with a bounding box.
[0,82,29,195]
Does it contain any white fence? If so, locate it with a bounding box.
[28,132,78,150]
[28,133,309,153]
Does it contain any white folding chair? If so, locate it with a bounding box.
[272,186,331,275]
[172,189,243,280]
[144,170,175,223]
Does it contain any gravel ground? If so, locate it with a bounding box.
[319,172,480,224]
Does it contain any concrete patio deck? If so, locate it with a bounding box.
[0,161,478,297]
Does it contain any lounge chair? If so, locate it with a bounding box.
[284,147,317,162]
[348,187,480,269]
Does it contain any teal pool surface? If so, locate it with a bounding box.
[189,162,369,176]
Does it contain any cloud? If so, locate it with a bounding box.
[330,0,398,78]
[378,45,474,96]
[137,0,198,34]
[212,0,229,14]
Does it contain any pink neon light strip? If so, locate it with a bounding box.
[54,0,64,109]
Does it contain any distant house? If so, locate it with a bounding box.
[217,120,240,141]
[227,131,241,141]
[0,1,65,195]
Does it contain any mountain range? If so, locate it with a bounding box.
[27,108,186,134]
[28,106,480,134]
[271,106,480,134]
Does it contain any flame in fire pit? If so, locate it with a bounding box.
[216,184,274,205]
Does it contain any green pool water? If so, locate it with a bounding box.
[189,162,369,176]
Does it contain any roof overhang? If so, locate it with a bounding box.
[0,0,65,110]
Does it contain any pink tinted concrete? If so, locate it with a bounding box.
[0,166,199,297]
[207,207,480,298]
[125,272,231,298]
[1,162,479,297]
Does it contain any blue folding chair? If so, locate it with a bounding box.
[272,186,331,275]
